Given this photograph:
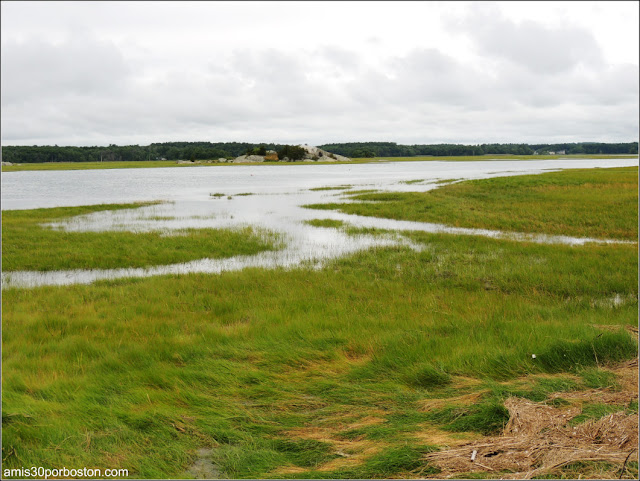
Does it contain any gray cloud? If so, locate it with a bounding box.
[452,7,604,74]
[1,32,130,107]
[1,4,637,146]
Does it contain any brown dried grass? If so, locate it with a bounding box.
[420,404,637,478]
[412,424,485,448]
[418,360,639,479]
[270,410,389,475]
[418,390,488,412]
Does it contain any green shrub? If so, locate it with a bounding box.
[277,145,307,161]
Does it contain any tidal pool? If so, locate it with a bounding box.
[2,158,637,288]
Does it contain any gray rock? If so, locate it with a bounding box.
[297,144,351,162]
[233,155,265,163]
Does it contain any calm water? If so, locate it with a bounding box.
[2,159,637,288]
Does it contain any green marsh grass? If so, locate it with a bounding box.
[2,168,638,478]
[579,368,619,390]
[305,167,639,240]
[2,203,279,271]
[2,230,637,477]
[567,403,627,427]
[303,219,346,228]
[344,189,379,195]
[1,160,204,171]
[309,185,353,191]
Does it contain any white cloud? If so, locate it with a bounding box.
[1,1,637,146]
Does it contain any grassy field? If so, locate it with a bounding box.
[2,154,636,172]
[1,160,196,171]
[1,203,279,271]
[2,169,638,479]
[306,167,639,241]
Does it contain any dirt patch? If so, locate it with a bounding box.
[418,360,639,479]
[187,448,224,479]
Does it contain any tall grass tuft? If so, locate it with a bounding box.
[536,331,638,373]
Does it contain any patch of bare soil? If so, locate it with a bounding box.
[187,448,224,479]
[418,361,639,479]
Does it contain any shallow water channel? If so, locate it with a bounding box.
[2,158,637,289]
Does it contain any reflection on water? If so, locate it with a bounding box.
[2,158,637,289]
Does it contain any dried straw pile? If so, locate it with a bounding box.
[420,396,638,479]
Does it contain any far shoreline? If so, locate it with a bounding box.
[2,154,638,172]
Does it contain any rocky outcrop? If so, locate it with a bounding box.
[298,144,351,162]
[232,145,351,163]
[233,155,266,164]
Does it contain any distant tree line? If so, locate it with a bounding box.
[1,141,637,164]
[1,142,289,164]
[317,142,638,158]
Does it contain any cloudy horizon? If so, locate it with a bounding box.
[1,1,638,147]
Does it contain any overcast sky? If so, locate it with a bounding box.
[1,1,638,147]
